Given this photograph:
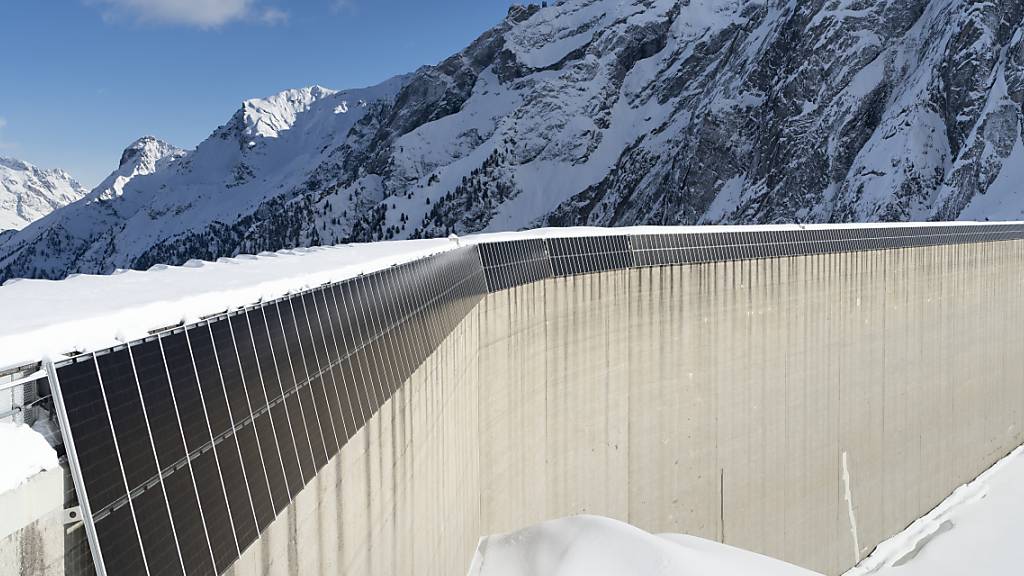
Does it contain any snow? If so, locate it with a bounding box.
[467,515,821,576]
[844,52,886,100]
[672,0,747,42]
[241,85,338,140]
[1,221,1014,374]
[0,76,412,283]
[0,237,458,371]
[845,445,1024,576]
[90,136,185,201]
[0,422,59,494]
[505,1,632,69]
[958,135,1024,220]
[6,0,1021,280]
[0,157,88,230]
[702,175,748,223]
[469,443,1024,576]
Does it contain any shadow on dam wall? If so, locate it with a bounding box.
[228,233,1024,576]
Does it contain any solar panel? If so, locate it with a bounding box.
[307,289,350,447]
[265,302,318,484]
[281,299,331,473]
[292,294,338,460]
[189,324,260,553]
[357,275,390,401]
[133,335,217,576]
[230,312,291,514]
[333,281,373,427]
[320,286,361,438]
[478,238,553,291]
[547,235,633,277]
[159,330,239,573]
[248,306,305,501]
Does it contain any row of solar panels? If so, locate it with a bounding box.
[50,248,486,576]
[50,224,1024,576]
[477,224,1024,291]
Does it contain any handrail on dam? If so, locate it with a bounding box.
[35,221,1024,576]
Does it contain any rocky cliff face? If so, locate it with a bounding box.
[2,0,1022,281]
[0,158,87,231]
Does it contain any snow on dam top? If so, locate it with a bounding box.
[0,222,1017,373]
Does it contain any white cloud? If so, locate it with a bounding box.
[331,0,356,14]
[259,7,288,25]
[90,0,287,29]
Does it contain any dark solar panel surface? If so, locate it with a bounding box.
[55,246,487,575]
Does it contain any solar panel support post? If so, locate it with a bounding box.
[45,359,110,576]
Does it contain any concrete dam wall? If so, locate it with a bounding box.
[227,229,1024,576]
[44,224,1024,576]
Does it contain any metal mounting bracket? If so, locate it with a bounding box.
[64,506,82,525]
[64,506,84,531]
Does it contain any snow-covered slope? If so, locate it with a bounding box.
[2,0,1023,281]
[467,515,822,576]
[0,157,87,231]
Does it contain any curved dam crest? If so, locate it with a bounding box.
[37,224,1024,576]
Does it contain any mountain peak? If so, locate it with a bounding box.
[0,157,33,172]
[0,158,88,231]
[239,85,340,140]
[95,137,185,200]
[118,136,181,168]
[506,3,543,23]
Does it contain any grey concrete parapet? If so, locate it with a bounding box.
[0,467,64,576]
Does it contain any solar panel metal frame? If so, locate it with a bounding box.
[46,360,110,576]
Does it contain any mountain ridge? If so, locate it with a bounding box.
[0,157,88,232]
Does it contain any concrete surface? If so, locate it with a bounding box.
[0,467,64,576]
[232,240,1024,576]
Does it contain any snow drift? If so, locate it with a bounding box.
[467,515,822,576]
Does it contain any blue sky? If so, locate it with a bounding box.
[0,0,517,187]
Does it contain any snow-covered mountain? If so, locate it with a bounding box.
[0,136,183,279]
[91,136,186,201]
[2,0,1023,281]
[0,158,87,232]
